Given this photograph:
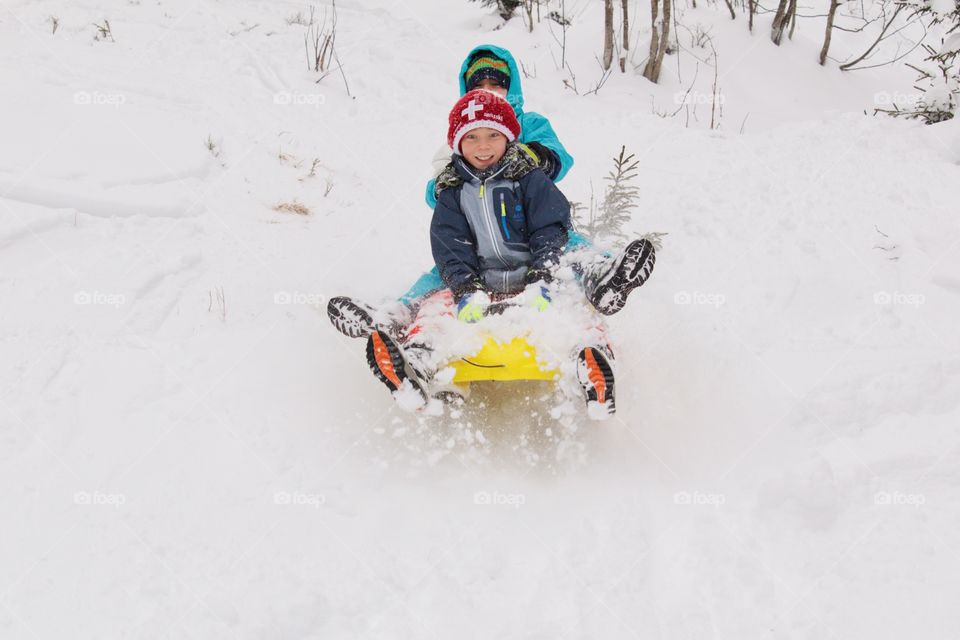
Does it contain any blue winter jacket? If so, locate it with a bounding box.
[423,44,574,209]
[432,152,571,298]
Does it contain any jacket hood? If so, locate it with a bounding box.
[458,44,525,115]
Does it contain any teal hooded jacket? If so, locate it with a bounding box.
[423,44,574,209]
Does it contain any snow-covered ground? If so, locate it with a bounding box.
[2,0,959,637]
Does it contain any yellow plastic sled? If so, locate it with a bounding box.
[450,336,557,383]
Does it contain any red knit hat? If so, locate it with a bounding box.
[447,89,521,154]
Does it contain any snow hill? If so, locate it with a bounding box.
[2,0,960,637]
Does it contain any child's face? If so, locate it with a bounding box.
[460,128,507,171]
[473,78,508,98]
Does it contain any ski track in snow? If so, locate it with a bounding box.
[2,0,960,637]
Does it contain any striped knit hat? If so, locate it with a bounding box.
[447,89,521,154]
[464,53,511,91]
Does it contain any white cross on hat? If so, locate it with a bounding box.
[461,99,484,121]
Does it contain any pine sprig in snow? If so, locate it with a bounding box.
[884,0,960,123]
[572,145,641,243]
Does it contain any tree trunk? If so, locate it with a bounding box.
[820,0,840,66]
[603,0,615,71]
[722,0,736,20]
[620,0,629,72]
[748,0,755,32]
[770,0,790,45]
[642,0,671,83]
[788,0,798,39]
[662,0,671,68]
[819,0,840,65]
[643,0,660,82]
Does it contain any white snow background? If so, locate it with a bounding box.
[2,0,959,637]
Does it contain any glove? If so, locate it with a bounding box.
[530,286,551,312]
[520,142,557,179]
[524,266,553,286]
[457,290,491,323]
[501,143,540,179]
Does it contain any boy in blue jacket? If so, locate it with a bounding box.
[360,89,655,416]
[423,45,573,209]
[328,45,576,333]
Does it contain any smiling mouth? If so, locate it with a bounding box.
[474,155,494,162]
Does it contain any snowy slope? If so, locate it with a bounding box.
[2,0,960,638]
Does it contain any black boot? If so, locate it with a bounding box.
[328,297,412,339]
[584,238,656,315]
[576,346,616,420]
[366,330,428,408]
[328,296,377,338]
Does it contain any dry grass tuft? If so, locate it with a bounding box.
[273,200,310,216]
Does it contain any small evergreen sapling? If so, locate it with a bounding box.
[572,146,641,243]
[883,0,960,123]
[903,38,959,123]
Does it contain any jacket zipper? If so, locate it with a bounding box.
[462,160,511,272]
[479,179,508,268]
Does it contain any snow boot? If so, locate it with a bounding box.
[366,330,428,410]
[577,346,616,420]
[329,297,413,340]
[328,296,376,338]
[583,238,656,316]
